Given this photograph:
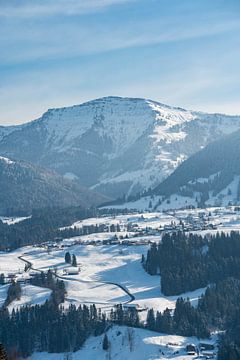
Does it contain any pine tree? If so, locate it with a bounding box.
[146,308,155,331]
[102,334,109,351]
[72,254,77,267]
[0,274,4,285]
[65,252,71,264]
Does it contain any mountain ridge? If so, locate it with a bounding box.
[112,128,240,211]
[1,96,240,199]
[0,155,106,214]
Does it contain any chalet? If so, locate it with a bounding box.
[186,343,197,355]
[64,267,80,275]
[200,343,215,351]
[122,304,147,312]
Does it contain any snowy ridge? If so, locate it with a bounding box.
[1,96,240,198]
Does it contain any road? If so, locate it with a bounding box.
[18,253,135,304]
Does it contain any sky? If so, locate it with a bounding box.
[0,0,240,125]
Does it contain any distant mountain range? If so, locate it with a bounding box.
[0,156,106,214]
[1,96,240,200]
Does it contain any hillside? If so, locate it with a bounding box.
[114,129,240,211]
[27,325,215,360]
[0,156,106,214]
[0,97,240,199]
[152,129,240,207]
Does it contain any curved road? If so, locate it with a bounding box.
[18,254,135,304]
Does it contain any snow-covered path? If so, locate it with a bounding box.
[18,252,135,306]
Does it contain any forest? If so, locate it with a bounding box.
[143,231,240,295]
[1,277,240,358]
[143,231,240,358]
[0,206,128,250]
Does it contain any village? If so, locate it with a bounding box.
[0,206,239,359]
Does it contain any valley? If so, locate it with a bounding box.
[1,206,239,358]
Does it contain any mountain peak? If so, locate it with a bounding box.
[0,96,240,200]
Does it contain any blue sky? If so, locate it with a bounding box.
[0,0,240,124]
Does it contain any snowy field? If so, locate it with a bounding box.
[1,206,239,314]
[0,242,205,316]
[0,208,228,358]
[0,248,25,275]
[61,211,178,231]
[8,284,52,312]
[28,325,217,360]
[64,206,240,237]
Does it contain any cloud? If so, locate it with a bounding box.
[1,9,239,65]
[0,0,239,123]
[0,0,135,17]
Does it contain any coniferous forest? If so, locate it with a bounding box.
[144,231,240,295]
[143,231,240,358]
[0,206,128,250]
[1,277,240,358]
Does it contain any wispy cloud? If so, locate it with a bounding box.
[0,0,240,123]
[1,10,239,65]
[0,0,135,17]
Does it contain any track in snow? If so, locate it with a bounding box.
[18,253,135,305]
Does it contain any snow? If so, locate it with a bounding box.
[64,280,129,308]
[8,284,52,312]
[62,212,177,231]
[0,207,237,314]
[63,172,79,181]
[43,97,157,157]
[206,175,240,207]
[109,175,240,211]
[0,284,9,307]
[0,216,31,225]
[28,325,217,360]
[6,96,240,198]
[105,193,199,212]
[0,208,238,359]
[0,249,25,275]
[0,156,14,164]
[18,243,205,316]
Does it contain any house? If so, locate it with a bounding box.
[64,267,79,275]
[123,303,139,310]
[186,343,197,354]
[200,343,215,351]
[122,304,147,312]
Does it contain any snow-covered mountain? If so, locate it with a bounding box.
[1,96,240,199]
[0,156,106,214]
[115,129,240,211]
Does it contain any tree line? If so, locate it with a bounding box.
[0,206,128,251]
[1,275,239,357]
[143,231,240,295]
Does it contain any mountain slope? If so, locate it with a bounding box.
[152,129,240,207]
[108,129,240,211]
[28,325,209,360]
[1,96,240,199]
[0,156,106,214]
